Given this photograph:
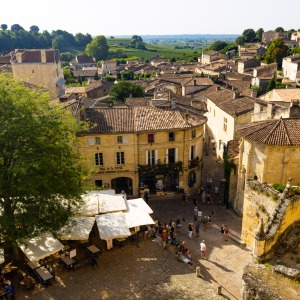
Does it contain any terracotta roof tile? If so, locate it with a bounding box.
[238,118,300,146]
[81,106,207,134]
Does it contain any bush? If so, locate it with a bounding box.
[272,183,285,192]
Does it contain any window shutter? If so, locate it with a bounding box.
[195,145,198,158]
[155,149,158,164]
[189,146,192,160]
[175,148,178,162]
[146,150,149,165]
[165,149,169,164]
[123,136,129,144]
[88,137,94,145]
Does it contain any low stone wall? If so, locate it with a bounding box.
[242,263,300,300]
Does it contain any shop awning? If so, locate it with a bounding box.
[18,233,64,262]
[98,193,127,213]
[127,198,153,214]
[77,192,127,216]
[124,207,154,228]
[59,216,95,240]
[95,212,131,240]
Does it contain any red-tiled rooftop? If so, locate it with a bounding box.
[238,118,300,146]
[80,106,207,134]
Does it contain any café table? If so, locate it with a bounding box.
[27,261,41,270]
[35,266,53,286]
[86,245,100,255]
[61,257,75,271]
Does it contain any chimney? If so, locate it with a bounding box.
[251,90,258,98]
[16,52,22,63]
[79,108,86,121]
[185,113,189,123]
[289,99,300,118]
[266,103,274,119]
[41,50,46,63]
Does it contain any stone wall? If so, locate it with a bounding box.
[241,181,278,247]
[242,263,299,300]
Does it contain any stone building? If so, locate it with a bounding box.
[235,118,300,215]
[11,49,65,99]
[77,104,207,197]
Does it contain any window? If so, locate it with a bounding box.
[146,150,157,165]
[169,132,175,141]
[223,117,228,132]
[117,136,123,144]
[148,134,154,143]
[116,152,125,165]
[88,137,100,145]
[167,148,176,164]
[190,145,197,160]
[95,153,103,166]
[95,180,103,187]
[191,129,196,139]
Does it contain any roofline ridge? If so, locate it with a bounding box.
[279,118,292,145]
[243,120,273,138]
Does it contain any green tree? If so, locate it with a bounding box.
[0,24,7,30]
[209,40,228,51]
[242,28,256,42]
[275,27,284,33]
[0,74,85,263]
[29,25,39,33]
[121,70,134,80]
[265,38,289,68]
[266,77,276,92]
[63,68,75,84]
[94,71,99,80]
[255,28,264,41]
[11,24,24,31]
[109,81,144,102]
[61,52,75,62]
[235,36,245,46]
[85,35,109,62]
[292,45,300,55]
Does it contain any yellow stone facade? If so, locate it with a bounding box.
[78,126,205,197]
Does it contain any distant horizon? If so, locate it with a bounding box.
[1,0,299,38]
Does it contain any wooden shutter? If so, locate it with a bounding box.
[165,149,169,164]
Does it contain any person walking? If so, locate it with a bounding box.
[192,196,197,207]
[200,240,207,259]
[193,206,198,222]
[207,215,212,229]
[202,191,206,205]
[223,225,229,241]
[206,192,211,205]
[188,221,193,239]
[198,208,202,222]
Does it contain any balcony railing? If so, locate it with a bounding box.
[188,157,200,169]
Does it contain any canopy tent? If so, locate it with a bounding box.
[18,233,64,262]
[59,216,95,240]
[0,248,4,264]
[98,193,127,213]
[124,207,155,228]
[77,192,127,216]
[127,198,153,214]
[95,212,131,240]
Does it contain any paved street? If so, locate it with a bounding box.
[149,147,253,299]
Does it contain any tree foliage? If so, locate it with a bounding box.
[130,35,146,50]
[275,27,284,33]
[85,35,109,61]
[292,45,300,55]
[11,24,24,31]
[242,28,256,42]
[208,40,228,51]
[255,28,264,41]
[29,25,39,33]
[265,38,289,68]
[109,81,144,102]
[0,24,7,30]
[0,74,86,262]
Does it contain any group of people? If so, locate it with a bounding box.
[0,272,14,298]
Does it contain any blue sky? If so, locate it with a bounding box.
[0,0,299,36]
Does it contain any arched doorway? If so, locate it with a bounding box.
[111,177,133,195]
